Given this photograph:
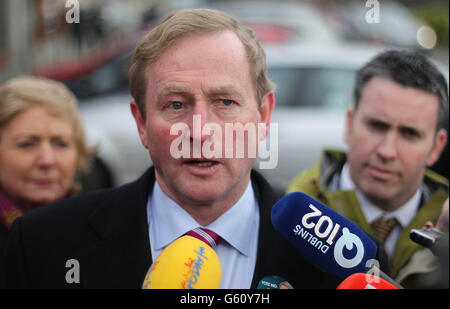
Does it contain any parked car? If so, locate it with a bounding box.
[204,0,342,45]
[323,1,436,50]
[150,0,342,46]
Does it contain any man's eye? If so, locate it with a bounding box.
[171,102,183,110]
[18,141,35,149]
[401,128,420,139]
[221,99,234,106]
[369,120,389,131]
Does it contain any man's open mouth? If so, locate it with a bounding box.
[185,160,219,167]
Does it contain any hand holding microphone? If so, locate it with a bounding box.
[410,198,448,256]
[142,235,222,289]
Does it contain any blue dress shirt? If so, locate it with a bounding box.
[147,180,260,289]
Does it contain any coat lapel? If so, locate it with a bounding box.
[250,170,283,288]
[78,168,156,288]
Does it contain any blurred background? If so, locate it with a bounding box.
[0,0,448,193]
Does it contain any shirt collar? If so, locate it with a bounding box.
[148,180,258,256]
[340,163,421,228]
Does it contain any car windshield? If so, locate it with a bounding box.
[268,67,355,109]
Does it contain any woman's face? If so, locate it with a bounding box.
[0,106,78,210]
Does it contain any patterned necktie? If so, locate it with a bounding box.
[371,217,398,244]
[185,227,221,248]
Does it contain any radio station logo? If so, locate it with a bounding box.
[293,203,365,269]
[181,245,209,289]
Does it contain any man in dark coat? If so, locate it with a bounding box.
[3,8,326,289]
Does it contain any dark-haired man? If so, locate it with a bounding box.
[288,50,449,288]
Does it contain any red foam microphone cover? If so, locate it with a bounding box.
[337,273,398,289]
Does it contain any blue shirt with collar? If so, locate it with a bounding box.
[147,180,260,289]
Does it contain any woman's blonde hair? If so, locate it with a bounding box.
[129,8,275,117]
[0,75,95,174]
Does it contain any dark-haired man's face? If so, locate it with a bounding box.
[344,76,447,210]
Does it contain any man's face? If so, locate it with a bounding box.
[131,30,273,213]
[345,76,447,210]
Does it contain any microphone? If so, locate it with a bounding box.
[365,260,403,289]
[142,235,222,289]
[337,273,398,289]
[271,192,378,279]
[257,276,293,289]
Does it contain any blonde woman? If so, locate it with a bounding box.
[0,76,94,268]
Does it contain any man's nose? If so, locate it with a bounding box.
[190,102,213,144]
[376,131,398,162]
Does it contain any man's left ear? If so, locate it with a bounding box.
[258,91,275,140]
[130,99,149,150]
[426,128,448,167]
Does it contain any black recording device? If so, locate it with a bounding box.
[410,228,445,248]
